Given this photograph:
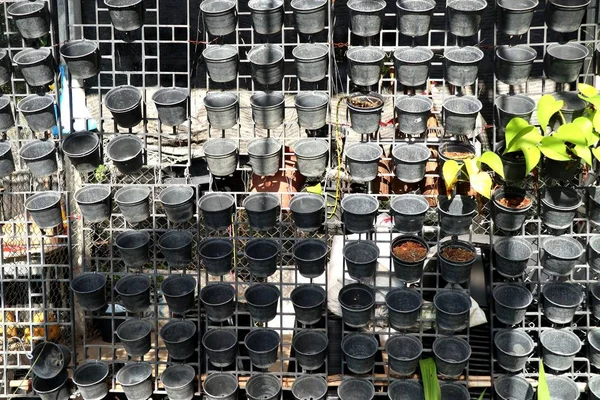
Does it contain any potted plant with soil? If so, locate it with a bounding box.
[438,239,476,284]
[391,235,429,283]
[346,92,385,135]
[442,151,505,199]
[491,186,533,231]
[438,141,476,170]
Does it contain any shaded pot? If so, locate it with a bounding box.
[590,376,600,400]
[438,239,476,284]
[385,287,422,329]
[160,320,198,360]
[493,283,533,325]
[292,330,328,370]
[0,50,11,87]
[246,374,281,400]
[393,47,434,87]
[295,92,329,130]
[200,283,235,322]
[341,333,379,374]
[160,274,196,314]
[243,192,280,231]
[346,92,385,134]
[71,273,107,312]
[14,47,55,87]
[204,138,238,177]
[590,282,600,320]
[549,91,585,131]
[245,283,280,322]
[386,335,422,375]
[293,43,329,83]
[159,186,195,224]
[33,369,69,400]
[493,236,533,278]
[347,47,386,87]
[447,0,487,37]
[18,93,56,132]
[589,329,600,368]
[116,319,152,357]
[152,88,188,126]
[442,96,482,136]
[540,329,581,371]
[116,362,153,400]
[248,0,284,34]
[290,284,326,325]
[294,137,329,177]
[388,380,424,400]
[25,191,62,229]
[203,92,239,130]
[544,42,589,84]
[198,192,235,231]
[199,0,237,36]
[74,185,112,224]
[72,361,109,400]
[433,290,471,331]
[494,329,535,371]
[495,95,536,137]
[390,194,429,233]
[497,0,538,35]
[292,375,327,400]
[541,236,584,276]
[198,238,234,276]
[546,377,580,400]
[391,235,429,283]
[0,96,15,132]
[348,0,387,37]
[343,240,379,279]
[203,374,238,400]
[437,195,477,235]
[160,364,196,400]
[203,45,238,83]
[202,328,238,367]
[31,342,72,379]
[433,336,471,377]
[494,375,534,400]
[114,186,151,224]
[292,238,328,278]
[105,85,143,128]
[60,40,100,80]
[500,150,527,182]
[290,0,328,34]
[289,193,325,231]
[589,234,600,273]
[114,274,151,312]
[438,141,475,170]
[62,131,101,173]
[396,0,436,37]
[106,134,144,175]
[7,1,49,39]
[247,137,282,176]
[338,283,375,327]
[245,328,280,368]
[545,0,591,33]
[492,187,533,232]
[248,44,284,86]
[115,230,151,268]
[542,282,582,323]
[544,157,581,181]
[444,46,484,87]
[104,0,144,32]
[345,142,382,182]
[338,378,375,400]
[245,238,280,277]
[392,143,431,183]
[495,45,537,85]
[341,194,379,233]
[395,95,432,135]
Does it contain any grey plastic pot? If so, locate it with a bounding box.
[444,46,484,87]
[204,92,239,130]
[339,283,375,327]
[245,283,280,322]
[246,238,280,277]
[591,282,600,320]
[33,369,69,400]
[295,92,329,130]
[243,193,280,231]
[590,235,600,274]
[494,375,533,400]
[116,319,152,357]
[292,330,328,370]
[395,95,432,136]
[115,274,151,312]
[74,185,112,224]
[385,287,422,329]
[107,134,144,175]
[291,284,326,325]
[159,186,194,224]
[114,186,150,224]
[115,230,150,268]
[391,235,429,283]
[290,0,327,34]
[152,88,188,126]
[497,0,538,35]
[248,44,284,86]
[437,195,477,235]
[393,47,434,87]
[546,376,580,400]
[198,192,235,230]
[392,143,431,183]
[18,93,56,132]
[386,335,422,375]
[589,329,600,368]
[245,328,280,368]
[200,283,235,322]
[343,240,379,279]
[249,92,285,129]
[346,92,385,134]
[293,43,329,83]
[590,376,600,400]
[31,342,72,379]
[116,362,153,400]
[438,141,475,170]
[493,237,533,278]
[292,239,328,278]
[347,47,385,87]
[72,361,109,400]
[438,239,476,284]
[199,0,237,36]
[203,45,238,83]
[495,45,537,86]
[348,0,386,37]
[7,1,49,39]
[492,187,533,233]
[14,48,55,87]
[160,364,196,400]
[342,333,379,374]
[105,85,143,128]
[541,236,584,276]
[160,319,197,360]
[495,95,536,137]
[546,0,590,33]
[198,238,234,276]
[494,329,535,371]
[589,188,600,228]
[338,378,375,400]
[447,0,487,37]
[433,336,471,377]
[104,0,144,32]
[542,282,583,323]
[19,140,58,177]
[248,137,282,176]
[0,50,11,87]
[493,283,533,325]
[433,290,471,331]
[390,194,429,233]
[0,141,13,179]
[248,0,284,34]
[202,328,238,367]
[345,142,382,182]
[71,273,107,312]
[25,191,62,229]
[160,274,196,314]
[341,195,379,233]
[500,150,527,182]
[294,137,329,177]
[246,374,281,400]
[545,43,589,84]
[203,374,238,400]
[440,383,470,400]
[204,138,238,177]
[291,375,328,400]
[396,0,436,37]
[60,40,100,80]
[442,96,482,136]
[540,329,581,371]
[289,193,325,231]
[0,96,14,132]
[549,91,586,132]
[62,131,101,173]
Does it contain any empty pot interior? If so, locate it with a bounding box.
[388,381,423,400]
[204,93,238,108]
[397,0,436,11]
[244,194,279,212]
[161,321,196,342]
[448,0,486,10]
[293,331,327,353]
[8,1,45,15]
[249,0,283,10]
[550,0,589,6]
[542,187,580,208]
[105,0,143,7]
[495,238,532,261]
[159,231,193,250]
[115,186,149,204]
[394,47,433,63]
[250,94,284,108]
[553,91,586,112]
[201,284,234,305]
[589,377,600,398]
[348,0,386,11]
[152,88,188,105]
[290,195,324,213]
[386,289,421,311]
[246,375,281,399]
[439,196,477,216]
[344,241,379,263]
[199,193,234,212]
[496,95,535,114]
[494,376,533,400]
[340,286,374,308]
[116,231,149,249]
[391,195,429,215]
[434,337,471,361]
[26,192,60,211]
[75,186,110,204]
[435,291,470,314]
[293,240,327,261]
[546,377,579,400]
[161,275,196,296]
[495,330,534,355]
[248,139,281,158]
[116,275,150,296]
[589,330,600,350]
[497,0,537,9]
[118,363,152,386]
[342,334,377,357]
[346,143,382,161]
[445,47,483,63]
[543,283,581,306]
[342,195,379,215]
[33,370,68,393]
[393,144,430,162]
[348,47,385,62]
[203,45,237,61]
[443,97,482,114]
[108,136,142,161]
[246,329,279,352]
[248,45,284,64]
[387,336,421,359]
[105,87,141,111]
[496,46,536,62]
[294,139,328,158]
[14,49,49,65]
[293,43,329,59]
[161,365,195,388]
[204,329,237,350]
[63,132,99,156]
[338,379,374,400]
[541,330,580,354]
[543,237,583,258]
[291,0,327,11]
[493,284,532,309]
[292,376,328,400]
[204,374,238,397]
[200,0,236,13]
[200,240,233,258]
[73,363,109,385]
[159,187,194,206]
[396,96,432,113]
[246,240,278,260]
[20,95,53,112]
[204,139,237,157]
[547,44,588,60]
[0,96,9,110]
[118,320,151,340]
[440,384,469,400]
[291,286,325,307]
[61,41,97,58]
[72,273,106,293]
[295,93,329,109]
[246,285,279,305]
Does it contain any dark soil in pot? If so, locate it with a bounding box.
[347,94,383,109]
[492,187,533,232]
[393,239,427,262]
[441,245,475,262]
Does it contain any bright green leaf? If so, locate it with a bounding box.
[442,160,462,195]
[579,82,598,98]
[419,358,441,400]
[538,360,550,400]
[520,145,541,175]
[594,110,600,133]
[505,126,542,153]
[573,144,593,166]
[505,117,533,148]
[470,171,493,199]
[477,151,504,179]
[306,183,323,194]
[592,147,600,162]
[553,122,589,146]
[573,116,595,144]
[464,158,479,178]
[539,136,571,161]
[582,95,600,110]
[538,94,564,132]
[477,390,487,400]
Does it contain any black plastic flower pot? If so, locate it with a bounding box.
[291,0,327,35]
[203,374,238,400]
[71,272,107,312]
[385,287,422,330]
[246,374,281,400]
[437,195,477,235]
[346,92,385,134]
[247,137,282,176]
[396,0,436,37]
[591,282,600,320]
[493,283,533,325]
[245,283,280,322]
[105,85,143,128]
[203,45,239,84]
[204,138,238,177]
[494,375,534,400]
[540,329,581,371]
[338,378,375,400]
[438,141,476,170]
[395,95,432,136]
[496,0,538,35]
[116,362,153,400]
[0,50,11,87]
[292,239,328,278]
[161,274,196,314]
[0,141,13,178]
[33,369,69,400]
[72,361,109,400]
[114,186,150,224]
[345,142,383,183]
[542,282,582,323]
[493,237,533,278]
[433,336,471,377]
[116,318,152,357]
[589,329,600,368]
[444,46,484,87]
[348,0,386,37]
[248,44,284,86]
[546,377,580,400]
[0,96,15,132]
[494,329,535,372]
[291,284,326,325]
[14,48,55,87]
[492,187,533,232]
[544,42,589,84]
[590,376,600,400]
[160,364,196,400]
[245,328,280,368]
[292,330,328,370]
[433,290,471,331]
[339,283,375,327]
[393,47,434,87]
[292,43,329,83]
[549,91,586,131]
[289,193,325,231]
[18,93,56,132]
[447,0,487,36]
[589,235,600,273]
[115,274,151,312]
[440,383,470,400]
[589,187,600,228]
[342,333,379,374]
[203,92,239,130]
[243,193,280,231]
[7,1,50,39]
[438,239,476,284]
[199,0,237,37]
[385,335,422,375]
[292,375,328,400]
[294,137,329,177]
[107,134,144,175]
[31,342,72,379]
[248,0,284,34]
[500,150,527,182]
[62,131,101,173]
[200,283,235,322]
[246,238,280,277]
[152,88,188,126]
[442,96,482,136]
[347,46,386,87]
[541,236,584,276]
[495,45,537,85]
[343,240,379,279]
[545,0,590,33]
[25,191,62,229]
[115,230,150,268]
[543,158,581,181]
[495,95,536,138]
[390,194,429,234]
[391,235,429,283]
[104,0,144,32]
[158,186,195,224]
[392,143,431,183]
[158,231,193,268]
[388,381,423,400]
[198,192,235,231]
[202,328,238,367]
[160,320,197,360]
[60,40,100,80]
[198,238,234,276]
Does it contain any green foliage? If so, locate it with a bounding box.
[442,151,504,199]
[538,360,550,400]
[419,358,440,400]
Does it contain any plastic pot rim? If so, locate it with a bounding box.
[13,48,51,66]
[348,0,387,12]
[345,142,383,162]
[71,272,107,294]
[200,283,235,306]
[341,333,379,359]
[540,329,582,355]
[447,0,487,11]
[7,1,46,16]
[492,283,533,309]
[433,336,472,363]
[247,137,283,157]
[160,320,197,344]
[392,143,431,164]
[393,47,434,63]
[292,239,327,262]
[497,0,538,11]
[292,43,330,60]
[388,381,422,400]
[495,45,537,63]
[107,135,143,162]
[115,230,150,250]
[347,46,386,63]
[60,40,99,59]
[62,131,100,159]
[104,0,143,8]
[116,318,152,341]
[437,195,478,217]
[151,87,188,106]
[591,282,600,301]
[385,287,423,313]
[444,46,484,63]
[433,290,471,314]
[198,192,235,212]
[338,283,375,310]
[247,44,284,66]
[160,364,196,390]
[494,237,534,262]
[114,186,150,206]
[290,284,326,309]
[115,274,151,297]
[116,362,153,387]
[291,0,327,11]
[589,235,600,252]
[438,240,476,265]
[442,96,483,114]
[542,282,583,307]
[292,330,328,355]
[203,92,239,109]
[390,194,429,216]
[18,94,54,114]
[542,237,584,260]
[204,138,238,160]
[248,0,284,11]
[200,0,236,13]
[540,187,582,210]
[245,284,281,307]
[385,335,422,360]
[25,191,61,212]
[292,376,328,400]
[294,92,329,109]
[105,85,142,113]
[289,193,326,214]
[203,373,238,398]
[341,194,379,215]
[242,192,280,212]
[0,141,10,160]
[548,0,590,9]
[589,376,600,397]
[494,329,535,356]
[158,231,194,251]
[395,95,433,113]
[72,361,110,387]
[396,0,436,12]
[588,329,600,351]
[390,235,429,264]
[160,274,196,298]
[547,43,590,61]
[438,142,476,162]
[0,96,10,110]
[202,45,238,62]
[338,378,375,400]
[158,186,194,206]
[246,238,280,260]
[346,91,385,113]
[202,328,238,352]
[20,140,55,161]
[33,369,69,393]
[495,94,536,112]
[293,138,329,160]
[492,188,534,213]
[198,238,234,260]
[244,328,281,353]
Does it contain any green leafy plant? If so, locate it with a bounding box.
[442,151,504,199]
[419,358,441,400]
[538,359,550,400]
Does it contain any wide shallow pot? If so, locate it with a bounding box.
[200,0,237,36]
[248,0,284,34]
[114,186,150,224]
[542,282,582,323]
[290,0,328,34]
[18,94,56,132]
[74,185,112,224]
[202,329,238,367]
[396,0,436,37]
[116,362,153,400]
[495,45,537,85]
[447,0,487,36]
[338,378,374,400]
[203,45,238,83]
[440,383,470,400]
[245,328,280,368]
[204,92,239,130]
[33,369,69,400]
[385,287,422,329]
[347,47,386,87]
[292,375,327,400]
[444,46,484,87]
[200,283,235,322]
[294,137,329,177]
[546,376,580,400]
[388,380,423,400]
[0,96,15,132]
[348,0,386,37]
[386,335,422,375]
[292,330,328,370]
[437,195,477,235]
[545,0,590,33]
[245,283,280,322]
[493,236,533,278]
[72,361,109,400]
[438,239,476,284]
[492,187,533,232]
[160,274,196,314]
[346,92,385,134]
[198,238,234,276]
[589,329,600,368]
[390,194,429,233]
[203,374,238,400]
[246,374,281,400]
[293,43,329,83]
[60,40,100,80]
[292,239,328,278]
[31,342,72,379]
[544,43,589,84]
[494,329,535,371]
[107,134,144,175]
[159,186,195,224]
[104,0,144,32]
[343,240,379,278]
[160,364,195,400]
[393,47,434,87]
[152,88,188,126]
[25,191,62,229]
[62,131,101,172]
[494,375,533,400]
[442,96,483,136]
[495,95,536,137]
[115,230,150,268]
[295,92,329,130]
[433,336,471,377]
[342,333,379,374]
[290,284,326,325]
[116,319,152,357]
[247,136,282,176]
[395,95,432,135]
[243,193,280,230]
[392,143,431,183]
[105,85,143,128]
[289,193,325,231]
[433,290,471,331]
[540,329,581,371]
[198,192,235,230]
[71,273,107,311]
[160,320,197,360]
[338,283,375,327]
[541,236,584,276]
[345,142,382,182]
[14,48,54,87]
[391,235,429,283]
[7,0,50,39]
[341,194,378,233]
[245,238,280,277]
[204,138,238,177]
[115,274,151,312]
[493,283,533,325]
[497,0,538,35]
[248,45,284,87]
